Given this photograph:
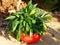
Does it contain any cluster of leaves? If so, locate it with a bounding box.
[5,0,52,41]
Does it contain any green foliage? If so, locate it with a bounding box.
[5,15,16,20]
[5,0,52,41]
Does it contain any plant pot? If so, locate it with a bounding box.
[21,33,41,43]
[6,0,52,43]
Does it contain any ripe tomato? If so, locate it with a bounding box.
[21,33,41,43]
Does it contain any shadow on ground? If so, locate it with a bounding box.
[27,29,60,45]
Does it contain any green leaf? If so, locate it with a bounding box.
[16,22,23,41]
[16,29,21,41]
[45,15,53,20]
[28,19,32,27]
[19,16,23,23]
[26,23,30,31]
[35,8,41,17]
[43,22,47,30]
[7,22,12,30]
[11,19,19,32]
[35,29,40,34]
[27,0,32,11]
[32,19,36,24]
[25,8,28,13]
[15,13,20,18]
[23,21,26,27]
[30,18,36,24]
[5,16,16,20]
[39,31,44,35]
[33,4,37,8]
[19,22,23,30]
[15,11,23,18]
[21,15,23,20]
[27,0,32,7]
[30,9,36,15]
[30,29,33,37]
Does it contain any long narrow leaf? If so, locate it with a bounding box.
[16,21,23,41]
[11,19,19,32]
[23,21,26,27]
[43,22,47,30]
[5,16,16,20]
[26,23,30,31]
[30,29,33,37]
[16,29,21,41]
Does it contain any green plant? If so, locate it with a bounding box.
[5,0,52,41]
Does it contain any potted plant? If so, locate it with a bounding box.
[5,0,52,43]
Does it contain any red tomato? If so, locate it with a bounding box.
[21,33,41,43]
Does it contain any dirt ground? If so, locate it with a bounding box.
[0,17,60,45]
